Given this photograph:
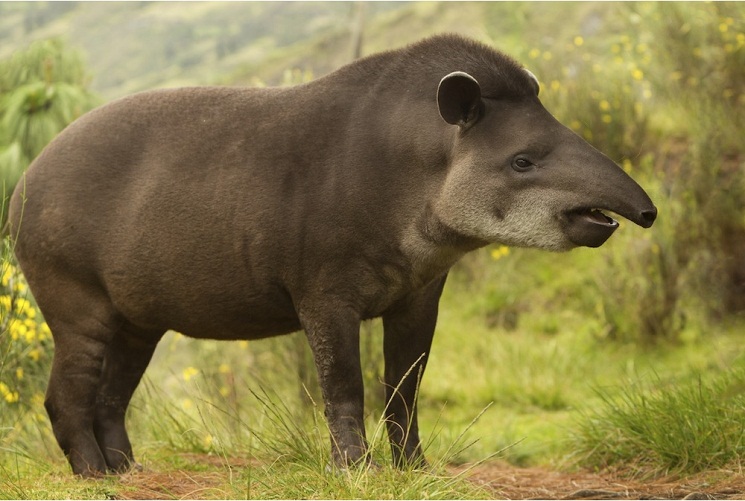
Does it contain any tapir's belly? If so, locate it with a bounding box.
[106,271,304,340]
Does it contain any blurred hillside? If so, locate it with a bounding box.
[1,2,611,99]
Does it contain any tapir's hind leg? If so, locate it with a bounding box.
[44,312,120,477]
[93,327,161,473]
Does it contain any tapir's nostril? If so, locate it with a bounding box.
[641,207,658,227]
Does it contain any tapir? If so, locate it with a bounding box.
[8,34,657,477]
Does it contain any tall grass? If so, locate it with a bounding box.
[127,367,495,499]
[572,365,745,476]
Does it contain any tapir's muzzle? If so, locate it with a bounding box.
[557,135,658,248]
[562,203,657,248]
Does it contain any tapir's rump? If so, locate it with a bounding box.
[8,34,656,477]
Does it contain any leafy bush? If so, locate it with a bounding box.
[476,2,745,343]
[0,38,98,224]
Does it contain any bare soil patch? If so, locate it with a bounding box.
[457,461,745,500]
[113,454,745,500]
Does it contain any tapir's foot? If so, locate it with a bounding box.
[66,446,108,479]
[68,454,143,479]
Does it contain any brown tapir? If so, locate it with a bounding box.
[8,34,656,477]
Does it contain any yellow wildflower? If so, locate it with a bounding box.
[631,69,644,81]
[528,48,541,59]
[218,364,231,374]
[574,36,584,47]
[24,327,37,344]
[16,368,23,380]
[10,322,26,341]
[599,100,611,111]
[0,382,19,404]
[490,245,510,261]
[29,349,40,362]
[182,366,199,381]
[602,114,612,124]
[39,322,52,340]
[1,266,13,287]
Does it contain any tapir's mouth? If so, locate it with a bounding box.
[562,208,620,248]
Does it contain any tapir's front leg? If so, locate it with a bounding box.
[382,274,447,468]
[299,301,367,468]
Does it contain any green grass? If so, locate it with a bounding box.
[2,283,745,497]
[572,360,745,476]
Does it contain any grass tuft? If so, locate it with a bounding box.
[572,366,745,476]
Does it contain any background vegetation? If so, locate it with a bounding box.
[1,2,744,498]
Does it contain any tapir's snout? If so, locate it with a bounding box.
[639,206,658,228]
[562,200,656,248]
[558,138,658,248]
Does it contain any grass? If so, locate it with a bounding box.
[1,270,745,497]
[572,360,745,476]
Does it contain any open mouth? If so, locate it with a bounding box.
[571,208,619,228]
[563,208,620,247]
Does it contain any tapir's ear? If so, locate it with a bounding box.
[437,71,482,127]
[524,68,540,95]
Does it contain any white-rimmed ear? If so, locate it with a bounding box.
[524,68,540,95]
[437,71,482,127]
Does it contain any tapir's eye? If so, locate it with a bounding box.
[512,156,534,172]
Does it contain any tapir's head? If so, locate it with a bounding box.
[432,67,657,251]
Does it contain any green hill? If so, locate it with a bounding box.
[0,2,609,100]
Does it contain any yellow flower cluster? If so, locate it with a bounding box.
[0,381,19,403]
[490,245,511,261]
[1,261,52,408]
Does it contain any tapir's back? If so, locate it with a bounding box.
[8,86,325,338]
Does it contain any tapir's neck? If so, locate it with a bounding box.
[400,204,487,286]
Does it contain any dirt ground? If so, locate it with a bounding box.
[454,462,745,500]
[114,455,745,500]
